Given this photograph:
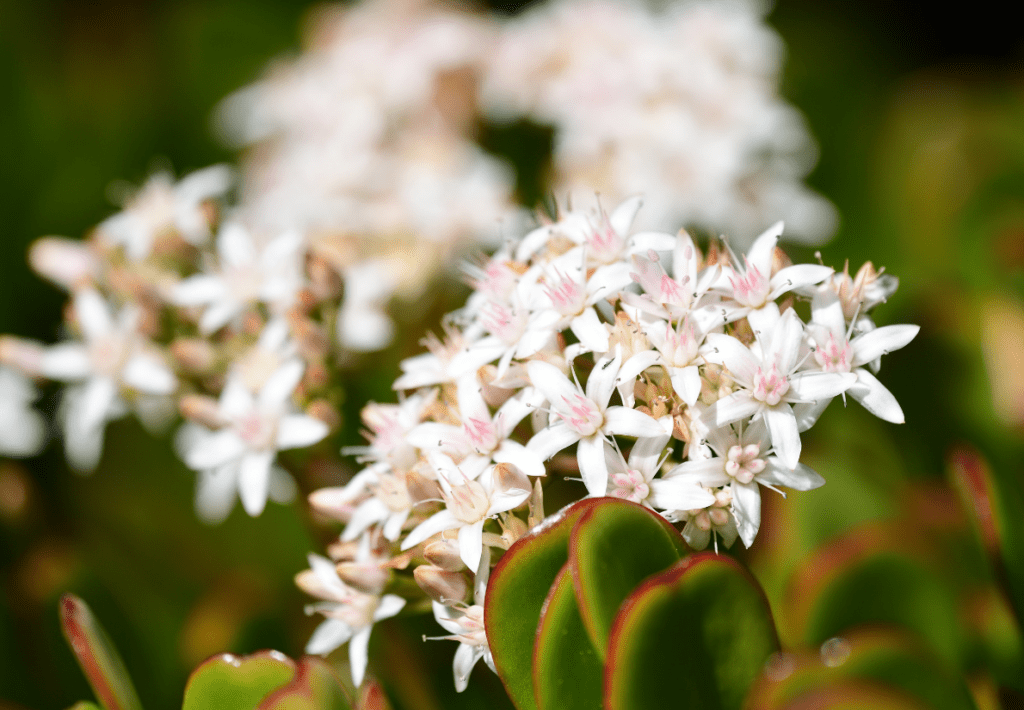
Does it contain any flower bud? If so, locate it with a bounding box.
[295,569,335,600]
[405,471,440,504]
[170,338,217,374]
[337,561,389,595]
[0,336,45,376]
[28,237,98,290]
[708,508,730,527]
[327,539,360,561]
[414,564,468,604]
[424,539,465,572]
[492,462,530,497]
[477,365,514,409]
[178,394,224,428]
[498,512,528,549]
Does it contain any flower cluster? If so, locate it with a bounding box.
[0,165,412,522]
[298,198,917,690]
[222,0,835,256]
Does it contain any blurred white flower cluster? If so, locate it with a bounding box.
[297,197,916,690]
[483,0,837,243]
[221,0,836,254]
[0,166,378,522]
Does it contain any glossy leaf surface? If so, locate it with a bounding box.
[257,657,353,710]
[182,651,296,710]
[569,499,686,657]
[605,554,778,710]
[59,594,144,710]
[485,498,600,710]
[532,564,603,710]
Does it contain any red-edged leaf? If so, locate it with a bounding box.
[532,564,603,710]
[485,498,601,710]
[257,656,353,710]
[356,678,393,710]
[182,650,296,710]
[568,499,686,658]
[59,594,143,710]
[605,553,778,710]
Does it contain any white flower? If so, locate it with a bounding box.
[526,354,666,496]
[806,291,919,424]
[181,360,328,516]
[300,553,406,688]
[171,223,304,334]
[701,305,856,469]
[0,366,46,458]
[667,418,824,548]
[604,435,714,512]
[40,289,176,471]
[337,259,398,352]
[401,456,532,572]
[430,548,495,692]
[99,165,232,261]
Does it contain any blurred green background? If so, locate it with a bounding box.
[2,1,1024,708]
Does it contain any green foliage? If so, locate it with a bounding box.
[181,651,297,710]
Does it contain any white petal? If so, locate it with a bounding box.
[602,406,666,438]
[218,222,256,267]
[526,360,578,408]
[793,399,831,432]
[787,372,856,403]
[260,359,304,408]
[401,509,461,550]
[122,354,176,395]
[629,231,677,254]
[664,458,729,488]
[305,618,353,656]
[453,642,482,693]
[526,423,581,460]
[267,466,297,503]
[760,459,825,491]
[731,482,762,548]
[577,434,609,497]
[703,334,758,386]
[810,291,846,338]
[649,478,716,511]
[41,344,91,381]
[276,415,329,449]
[458,520,485,572]
[618,350,661,389]
[570,308,610,355]
[383,509,409,541]
[338,306,394,352]
[373,594,407,622]
[198,299,240,334]
[74,289,113,340]
[848,368,905,423]
[626,435,670,477]
[586,352,621,409]
[746,221,784,275]
[172,275,224,306]
[348,627,372,688]
[764,404,801,470]
[78,377,117,432]
[342,498,390,541]
[703,392,760,428]
[185,430,246,470]
[670,366,702,406]
[851,325,920,367]
[769,264,834,297]
[238,451,274,516]
[194,465,238,524]
[493,440,546,479]
[768,308,805,374]
[610,195,643,235]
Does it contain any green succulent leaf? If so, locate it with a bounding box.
[604,553,779,710]
[756,682,932,710]
[68,703,105,710]
[58,594,144,710]
[485,498,600,710]
[257,657,353,710]
[745,629,976,710]
[568,499,687,658]
[532,564,603,710]
[182,651,297,710]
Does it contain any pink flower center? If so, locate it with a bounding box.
[443,479,491,524]
[730,258,770,308]
[586,219,626,265]
[610,469,650,503]
[481,301,526,346]
[236,411,276,450]
[814,333,853,373]
[661,319,698,367]
[724,443,766,484]
[559,393,604,436]
[474,261,518,301]
[752,363,790,406]
[544,268,587,317]
[464,416,499,453]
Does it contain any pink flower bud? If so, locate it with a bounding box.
[414,564,468,604]
[424,539,465,572]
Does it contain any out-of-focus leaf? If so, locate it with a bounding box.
[604,553,778,710]
[68,703,104,710]
[568,499,686,658]
[532,564,602,710]
[787,525,962,666]
[59,594,144,710]
[753,682,929,710]
[257,657,353,710]
[949,445,1024,625]
[181,650,296,710]
[356,677,394,710]
[485,499,600,710]
[745,629,976,710]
